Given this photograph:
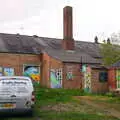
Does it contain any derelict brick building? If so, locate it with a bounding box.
[0,6,110,93]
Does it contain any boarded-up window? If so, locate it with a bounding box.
[99,71,108,82]
[23,64,40,82]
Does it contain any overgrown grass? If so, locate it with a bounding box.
[33,85,120,120]
[35,84,85,106]
[1,84,120,120]
[38,111,119,120]
[4,112,119,120]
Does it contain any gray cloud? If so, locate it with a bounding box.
[0,0,49,22]
[0,0,120,42]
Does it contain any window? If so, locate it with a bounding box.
[99,71,108,82]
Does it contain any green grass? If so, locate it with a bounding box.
[3,112,119,120]
[38,111,119,120]
[35,86,85,106]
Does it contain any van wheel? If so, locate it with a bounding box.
[28,109,34,117]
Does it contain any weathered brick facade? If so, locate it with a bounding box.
[0,5,113,93]
[0,53,41,76]
[63,63,83,89]
[41,53,50,87]
[91,69,109,93]
[0,52,110,93]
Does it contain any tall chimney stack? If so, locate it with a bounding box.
[62,6,74,50]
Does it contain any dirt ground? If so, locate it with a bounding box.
[74,96,120,119]
[41,96,120,119]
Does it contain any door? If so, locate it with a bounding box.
[50,69,62,88]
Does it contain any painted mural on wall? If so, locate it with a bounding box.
[67,71,73,80]
[0,67,3,76]
[66,65,73,80]
[82,65,91,93]
[116,69,120,89]
[23,65,40,82]
[50,69,62,88]
[82,64,87,72]
[4,67,14,76]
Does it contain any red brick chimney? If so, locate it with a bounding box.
[62,6,75,50]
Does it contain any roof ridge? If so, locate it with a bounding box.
[0,33,98,44]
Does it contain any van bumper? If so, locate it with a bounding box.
[0,108,34,115]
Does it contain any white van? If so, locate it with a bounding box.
[0,76,35,114]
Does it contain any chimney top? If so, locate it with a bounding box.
[107,38,111,44]
[64,6,72,10]
[33,35,38,38]
[16,33,20,38]
[94,36,98,44]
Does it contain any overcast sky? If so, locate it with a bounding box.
[0,0,120,42]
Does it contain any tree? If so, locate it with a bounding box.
[100,40,120,66]
[111,32,120,45]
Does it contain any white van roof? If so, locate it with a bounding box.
[0,76,31,80]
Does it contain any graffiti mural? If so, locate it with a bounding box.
[66,65,73,80]
[116,69,120,89]
[82,64,87,72]
[0,67,3,76]
[67,71,73,80]
[83,65,91,93]
[23,65,40,82]
[4,67,14,76]
[50,69,62,88]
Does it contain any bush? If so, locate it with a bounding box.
[105,92,115,97]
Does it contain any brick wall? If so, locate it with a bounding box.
[63,63,83,89]
[108,68,116,91]
[41,53,50,87]
[0,53,109,93]
[91,69,109,93]
[0,53,41,76]
[44,55,83,89]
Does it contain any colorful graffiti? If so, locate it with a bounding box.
[66,71,73,80]
[0,67,3,76]
[66,65,73,80]
[116,70,120,81]
[50,69,62,88]
[116,69,120,88]
[83,65,91,93]
[4,67,14,76]
[82,64,87,72]
[23,65,40,82]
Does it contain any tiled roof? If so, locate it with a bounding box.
[0,33,102,64]
[0,33,41,54]
[44,48,101,64]
[35,37,101,58]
